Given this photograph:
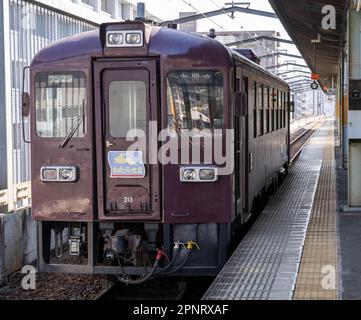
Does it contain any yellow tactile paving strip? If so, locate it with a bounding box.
[293,127,338,300]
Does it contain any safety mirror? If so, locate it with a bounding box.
[22,92,30,117]
[289,101,295,113]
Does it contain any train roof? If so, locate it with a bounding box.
[31,22,288,88]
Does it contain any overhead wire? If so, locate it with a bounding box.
[180,0,227,31]
[206,0,274,60]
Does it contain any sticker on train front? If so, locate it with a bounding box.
[107,151,146,178]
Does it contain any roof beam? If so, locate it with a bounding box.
[226,35,294,47]
[267,63,310,70]
[159,6,278,26]
[277,69,311,76]
[282,75,311,81]
[258,52,303,59]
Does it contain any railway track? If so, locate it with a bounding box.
[290,120,324,163]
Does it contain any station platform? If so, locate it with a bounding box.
[203,119,343,300]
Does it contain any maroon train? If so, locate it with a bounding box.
[23,21,290,280]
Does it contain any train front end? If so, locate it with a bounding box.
[27,22,234,278]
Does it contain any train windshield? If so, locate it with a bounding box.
[35,72,86,138]
[167,71,224,131]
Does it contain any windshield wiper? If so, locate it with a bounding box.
[58,115,84,148]
[168,114,193,146]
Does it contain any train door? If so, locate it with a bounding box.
[94,60,160,221]
[235,69,249,222]
[242,77,249,217]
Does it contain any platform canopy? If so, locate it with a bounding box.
[269,0,348,89]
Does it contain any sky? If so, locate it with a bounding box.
[142,0,304,64]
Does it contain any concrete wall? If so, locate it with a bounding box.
[0,209,36,280]
[0,209,72,283]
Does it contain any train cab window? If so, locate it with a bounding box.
[35,72,86,138]
[167,71,224,131]
[109,81,146,137]
[265,86,269,134]
[253,81,257,138]
[258,85,264,136]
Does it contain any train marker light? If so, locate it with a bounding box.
[41,168,57,181]
[199,169,216,181]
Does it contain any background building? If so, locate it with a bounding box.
[200,30,280,69]
[0,0,159,211]
[178,12,197,33]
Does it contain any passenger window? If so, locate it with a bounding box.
[264,86,269,134]
[279,91,282,129]
[284,92,288,127]
[276,90,279,130]
[258,85,264,136]
[109,81,146,138]
[35,72,86,138]
[167,71,224,131]
[253,81,257,138]
[271,88,275,132]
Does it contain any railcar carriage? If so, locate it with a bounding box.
[22,21,290,280]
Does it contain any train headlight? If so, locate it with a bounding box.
[59,168,76,181]
[107,32,124,46]
[106,30,144,47]
[181,169,196,181]
[126,32,142,45]
[40,166,77,182]
[180,167,218,182]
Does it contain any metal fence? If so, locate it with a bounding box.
[6,0,96,208]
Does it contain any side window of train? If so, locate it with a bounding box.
[271,88,275,132]
[264,86,269,134]
[167,70,224,131]
[285,92,288,127]
[276,89,280,131]
[283,92,288,128]
[280,91,283,129]
[281,91,284,128]
[253,81,257,138]
[35,71,87,138]
[258,84,264,137]
[269,87,273,133]
[279,91,282,129]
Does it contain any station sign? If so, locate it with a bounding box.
[311,73,320,80]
